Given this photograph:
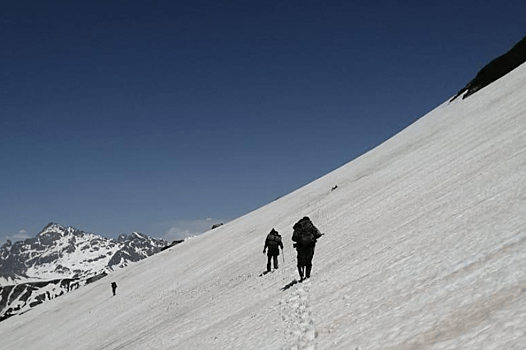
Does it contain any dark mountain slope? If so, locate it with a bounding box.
[451,35,526,101]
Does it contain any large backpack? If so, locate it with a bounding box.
[292,217,320,246]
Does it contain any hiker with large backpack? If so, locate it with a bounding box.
[292,217,323,281]
[263,229,284,272]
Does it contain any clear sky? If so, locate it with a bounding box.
[1,0,524,243]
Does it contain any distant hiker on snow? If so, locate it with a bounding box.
[292,217,323,281]
[263,229,283,272]
[111,282,117,296]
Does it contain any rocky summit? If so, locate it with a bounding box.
[0,223,169,321]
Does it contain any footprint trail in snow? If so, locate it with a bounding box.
[280,281,318,350]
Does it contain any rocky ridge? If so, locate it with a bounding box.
[0,223,170,321]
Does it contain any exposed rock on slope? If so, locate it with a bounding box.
[451,35,526,101]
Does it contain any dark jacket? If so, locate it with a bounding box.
[264,229,283,255]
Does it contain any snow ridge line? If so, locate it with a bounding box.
[280,281,318,350]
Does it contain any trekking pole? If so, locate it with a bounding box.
[282,248,285,263]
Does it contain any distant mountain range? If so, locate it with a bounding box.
[0,223,173,322]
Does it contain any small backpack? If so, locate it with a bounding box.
[266,230,281,247]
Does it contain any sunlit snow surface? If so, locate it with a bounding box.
[1,64,526,349]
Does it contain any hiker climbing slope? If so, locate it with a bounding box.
[263,229,283,272]
[292,217,323,281]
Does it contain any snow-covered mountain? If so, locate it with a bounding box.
[1,56,526,349]
[0,223,168,321]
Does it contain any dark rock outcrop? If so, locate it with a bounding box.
[451,35,526,101]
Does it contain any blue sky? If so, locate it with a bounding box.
[1,1,525,243]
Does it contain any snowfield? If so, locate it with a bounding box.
[1,63,525,349]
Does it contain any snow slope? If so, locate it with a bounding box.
[1,64,525,349]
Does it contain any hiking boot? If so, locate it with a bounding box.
[298,266,304,281]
